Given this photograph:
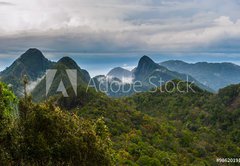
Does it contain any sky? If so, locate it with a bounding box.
[0,0,240,76]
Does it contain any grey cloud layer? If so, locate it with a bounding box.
[0,0,240,55]
[0,1,14,6]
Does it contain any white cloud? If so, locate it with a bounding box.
[27,75,45,93]
[214,16,234,26]
[122,64,135,71]
[147,16,240,51]
[0,0,240,54]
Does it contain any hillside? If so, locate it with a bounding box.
[133,56,213,92]
[160,60,240,91]
[0,48,54,96]
[0,73,240,165]
[31,56,91,101]
[55,80,240,165]
[0,82,114,165]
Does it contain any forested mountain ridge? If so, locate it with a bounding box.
[160,60,240,91]
[1,48,240,99]
[31,56,91,101]
[0,48,54,96]
[92,55,213,98]
[133,56,213,92]
[1,48,232,99]
[56,80,240,165]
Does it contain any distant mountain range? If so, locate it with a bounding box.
[133,56,212,92]
[160,60,240,91]
[93,55,212,96]
[1,48,240,99]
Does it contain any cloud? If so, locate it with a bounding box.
[0,0,240,55]
[0,1,14,6]
[27,75,45,93]
[122,64,135,71]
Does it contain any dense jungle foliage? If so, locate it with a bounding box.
[0,81,240,165]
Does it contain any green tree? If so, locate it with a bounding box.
[18,100,114,165]
[0,82,18,164]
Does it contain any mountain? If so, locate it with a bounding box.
[160,60,240,91]
[2,53,240,164]
[107,67,132,83]
[133,56,213,92]
[133,55,166,81]
[31,56,91,101]
[90,67,133,97]
[90,75,134,97]
[0,48,54,96]
[57,56,91,82]
[91,56,213,98]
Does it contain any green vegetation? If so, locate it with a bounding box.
[0,82,18,164]
[31,56,91,102]
[0,82,114,165]
[58,81,240,165]
[0,49,54,96]
[0,80,240,165]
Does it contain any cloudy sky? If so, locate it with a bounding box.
[0,0,240,76]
